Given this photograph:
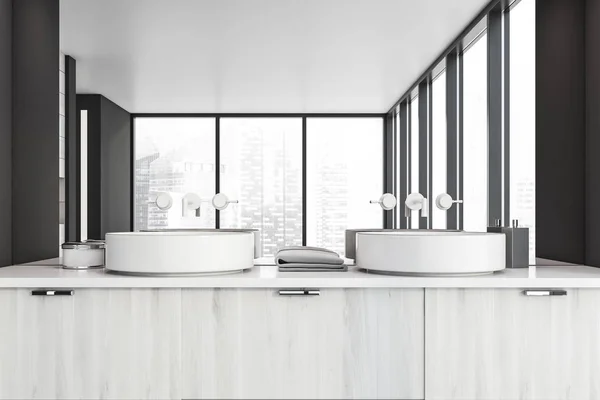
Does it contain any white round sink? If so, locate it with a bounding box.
[142,228,262,258]
[355,231,506,276]
[105,231,255,276]
[345,229,459,259]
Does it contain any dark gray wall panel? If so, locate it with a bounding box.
[77,94,131,239]
[100,96,131,236]
[536,0,586,264]
[77,94,102,240]
[65,56,79,241]
[12,0,59,264]
[0,0,11,267]
[488,7,503,227]
[586,0,600,266]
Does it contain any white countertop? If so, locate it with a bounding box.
[1,258,600,288]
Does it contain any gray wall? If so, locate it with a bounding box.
[65,56,78,241]
[77,95,102,239]
[536,0,586,264]
[12,0,59,264]
[586,0,600,266]
[77,94,131,239]
[100,96,132,236]
[0,0,11,267]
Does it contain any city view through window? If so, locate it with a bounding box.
[220,118,303,257]
[135,117,384,257]
[510,0,536,263]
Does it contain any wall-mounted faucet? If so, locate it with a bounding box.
[405,193,428,218]
[152,192,239,217]
[370,193,397,210]
[182,192,239,217]
[435,193,463,211]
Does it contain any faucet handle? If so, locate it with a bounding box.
[369,193,397,210]
[212,193,238,211]
[435,193,463,211]
[153,192,173,211]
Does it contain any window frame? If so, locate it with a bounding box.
[131,113,386,247]
[386,0,533,255]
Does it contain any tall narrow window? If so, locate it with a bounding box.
[80,110,88,241]
[307,118,383,256]
[395,110,402,228]
[220,118,303,257]
[432,71,447,229]
[134,118,216,231]
[410,96,420,228]
[510,0,536,263]
[462,31,488,231]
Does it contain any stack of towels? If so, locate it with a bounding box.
[275,246,347,272]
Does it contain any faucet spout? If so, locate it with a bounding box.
[405,193,428,220]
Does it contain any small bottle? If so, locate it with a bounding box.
[487,219,529,268]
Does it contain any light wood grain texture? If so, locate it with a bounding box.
[0,289,76,399]
[182,288,424,399]
[425,288,600,400]
[0,289,181,400]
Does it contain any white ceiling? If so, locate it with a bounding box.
[60,0,489,113]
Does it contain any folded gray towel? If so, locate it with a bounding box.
[275,246,347,272]
[278,265,348,272]
[275,246,344,266]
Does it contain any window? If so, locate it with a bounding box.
[306,118,383,256]
[134,118,216,231]
[510,0,536,263]
[395,109,402,228]
[80,111,88,240]
[432,71,447,228]
[462,31,488,231]
[133,116,384,256]
[410,96,420,228]
[220,118,303,257]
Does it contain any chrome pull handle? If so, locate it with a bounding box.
[31,289,74,296]
[278,289,320,296]
[522,289,567,296]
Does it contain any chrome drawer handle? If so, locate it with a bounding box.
[522,289,567,296]
[278,289,320,296]
[31,290,74,296]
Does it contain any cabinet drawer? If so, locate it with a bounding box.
[182,288,425,399]
[425,288,599,400]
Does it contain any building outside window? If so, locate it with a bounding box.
[220,118,303,257]
[134,116,383,257]
[462,30,488,232]
[134,118,216,231]
[410,96,420,228]
[510,0,536,263]
[306,118,383,256]
[432,71,447,229]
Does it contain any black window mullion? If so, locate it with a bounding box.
[302,117,307,246]
[215,117,220,229]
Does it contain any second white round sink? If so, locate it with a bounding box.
[355,231,506,276]
[105,231,255,276]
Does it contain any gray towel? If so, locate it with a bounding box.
[278,265,348,272]
[275,246,346,272]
